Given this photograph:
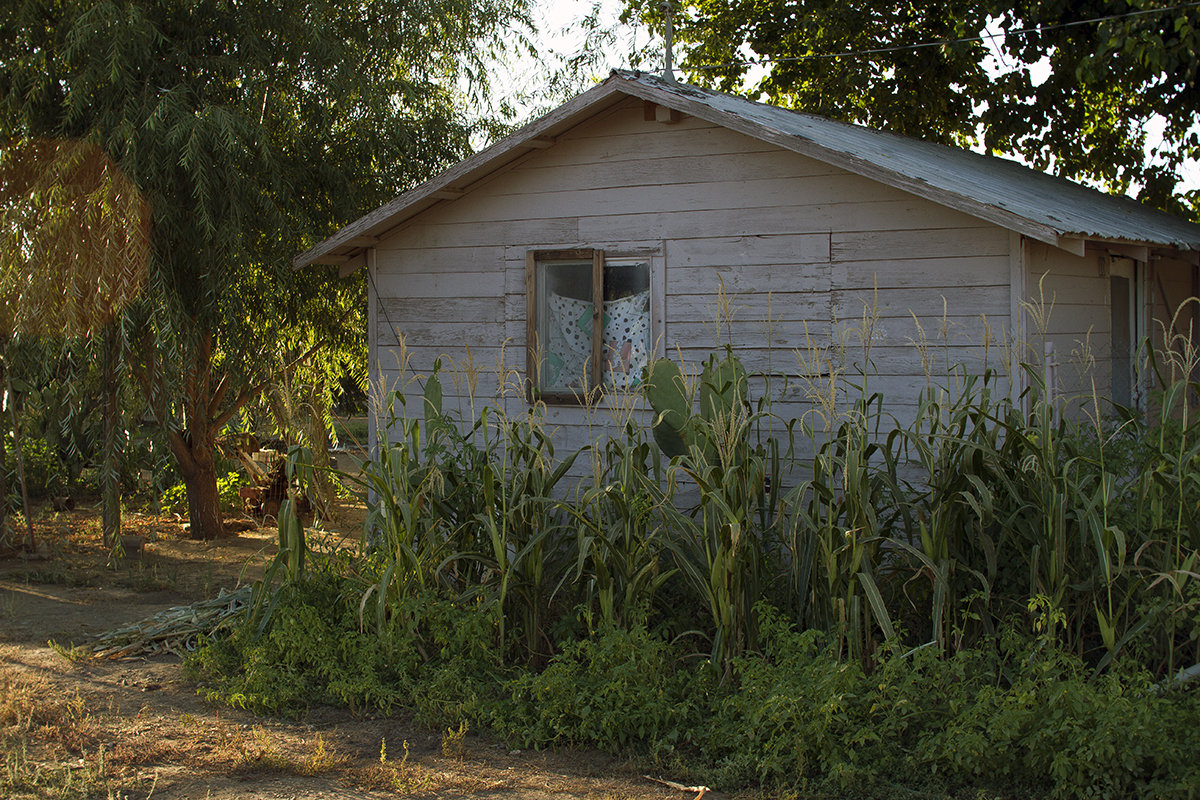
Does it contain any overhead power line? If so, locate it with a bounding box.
[682,1,1200,72]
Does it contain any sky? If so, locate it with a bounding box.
[508,0,1198,198]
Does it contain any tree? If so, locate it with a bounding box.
[0,138,150,547]
[0,0,531,538]
[623,0,1199,218]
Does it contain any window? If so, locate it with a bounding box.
[526,249,652,402]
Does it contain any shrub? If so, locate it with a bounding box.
[494,622,709,758]
[160,470,244,515]
[186,575,417,715]
[6,437,64,499]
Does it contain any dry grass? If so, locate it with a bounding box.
[347,738,436,794]
[2,654,421,798]
[231,727,354,777]
[0,653,149,799]
[0,655,96,750]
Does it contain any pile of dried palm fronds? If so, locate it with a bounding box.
[87,585,252,659]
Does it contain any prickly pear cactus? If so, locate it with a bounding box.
[643,351,749,460]
[699,352,747,423]
[643,359,694,458]
[423,359,446,441]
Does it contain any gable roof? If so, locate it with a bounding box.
[294,70,1200,271]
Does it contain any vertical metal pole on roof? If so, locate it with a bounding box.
[662,1,676,82]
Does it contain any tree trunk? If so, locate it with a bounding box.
[183,459,223,540]
[0,358,7,543]
[169,426,224,540]
[160,331,227,541]
[134,327,317,542]
[101,324,122,547]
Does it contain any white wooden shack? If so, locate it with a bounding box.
[294,71,1200,455]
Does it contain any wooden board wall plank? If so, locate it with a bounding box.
[378,344,512,369]
[579,199,984,243]
[382,218,582,251]
[1023,243,1110,352]
[373,269,505,299]
[667,293,831,323]
[508,148,841,193]
[832,255,1009,290]
[1027,272,1108,301]
[668,263,832,295]
[378,296,504,323]
[657,344,995,378]
[376,201,983,258]
[374,244,506,274]
[832,285,1010,318]
[428,174,915,227]
[668,234,832,267]
[376,320,506,349]
[832,227,1011,262]
[523,119,773,169]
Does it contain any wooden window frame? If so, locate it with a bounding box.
[526,248,603,404]
[526,248,662,405]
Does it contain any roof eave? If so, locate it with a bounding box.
[295,70,1200,271]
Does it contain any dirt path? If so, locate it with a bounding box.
[0,504,703,799]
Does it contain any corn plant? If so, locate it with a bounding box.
[456,411,580,665]
[339,307,1200,682]
[568,426,676,631]
[778,394,901,662]
[897,371,1022,651]
[647,349,780,676]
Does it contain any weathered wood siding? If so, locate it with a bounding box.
[368,97,1014,460]
[1021,241,1114,410]
[1017,244,1200,414]
[1147,256,1200,393]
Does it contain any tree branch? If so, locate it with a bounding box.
[210,338,328,432]
[207,373,229,421]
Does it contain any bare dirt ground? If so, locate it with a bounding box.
[0,502,709,800]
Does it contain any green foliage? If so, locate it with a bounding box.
[333,417,368,448]
[0,0,533,538]
[352,361,582,667]
[569,429,675,632]
[191,343,1200,797]
[186,573,507,721]
[7,436,63,499]
[187,576,417,715]
[495,623,708,756]
[645,347,784,673]
[694,608,1200,797]
[700,607,872,790]
[161,470,242,514]
[193,574,1200,797]
[623,0,1200,218]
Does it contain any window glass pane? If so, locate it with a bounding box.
[537,258,593,392]
[602,260,650,390]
